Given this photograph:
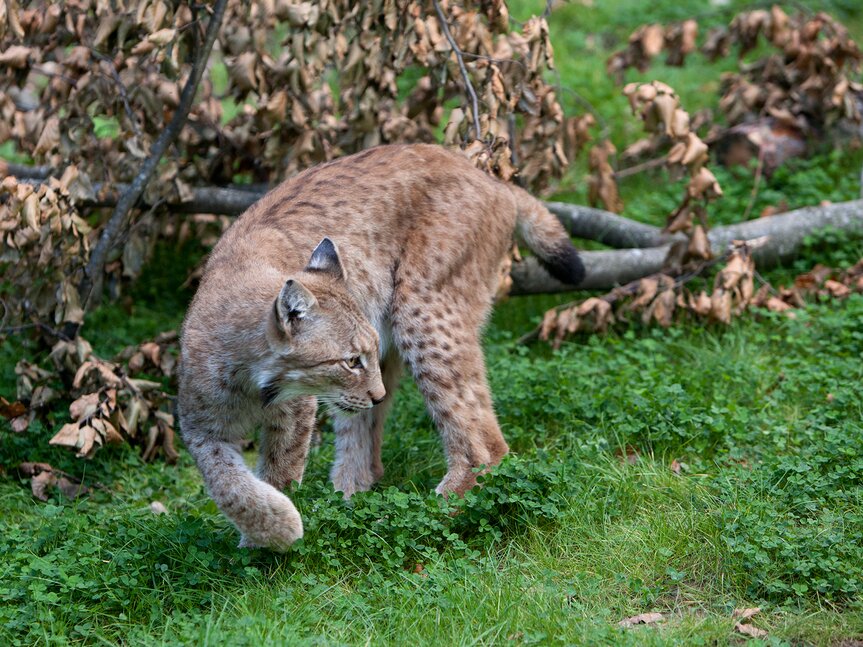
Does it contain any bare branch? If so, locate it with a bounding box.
[0,160,51,179]
[546,201,678,248]
[78,0,229,314]
[741,147,766,221]
[90,49,143,139]
[614,157,666,180]
[432,0,482,141]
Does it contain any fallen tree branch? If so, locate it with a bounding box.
[57,183,675,250]
[12,175,863,294]
[511,200,863,293]
[78,0,228,313]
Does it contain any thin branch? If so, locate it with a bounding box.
[458,49,527,72]
[432,0,482,141]
[0,160,51,179]
[90,49,143,139]
[742,147,765,221]
[614,156,667,180]
[78,0,228,315]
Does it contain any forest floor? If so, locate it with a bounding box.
[2,0,863,644]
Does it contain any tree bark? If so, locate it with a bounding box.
[545,201,677,248]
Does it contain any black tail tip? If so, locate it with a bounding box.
[540,243,586,287]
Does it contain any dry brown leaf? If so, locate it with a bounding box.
[688,225,712,260]
[711,290,733,324]
[824,279,851,299]
[630,277,659,309]
[56,476,89,499]
[0,397,27,420]
[31,470,56,501]
[734,622,768,638]
[644,288,676,328]
[619,612,665,628]
[733,607,761,620]
[69,392,101,421]
[0,45,32,68]
[688,290,712,316]
[765,297,794,313]
[794,265,832,291]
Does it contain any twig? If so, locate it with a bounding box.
[754,268,780,295]
[432,0,482,141]
[0,160,51,179]
[30,65,78,88]
[78,0,228,315]
[90,49,143,139]
[555,83,611,142]
[457,50,527,72]
[742,147,765,221]
[614,156,666,180]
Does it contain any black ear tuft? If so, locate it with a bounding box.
[306,237,345,279]
[275,278,317,330]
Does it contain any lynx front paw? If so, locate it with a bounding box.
[331,466,378,500]
[435,468,479,498]
[236,492,304,552]
[238,535,261,549]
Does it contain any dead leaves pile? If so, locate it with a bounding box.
[608,7,862,139]
[622,81,721,263]
[753,258,863,317]
[8,332,180,463]
[0,172,91,328]
[0,0,581,331]
[588,81,721,270]
[0,0,573,190]
[536,244,863,346]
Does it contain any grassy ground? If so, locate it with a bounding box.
[3,1,863,645]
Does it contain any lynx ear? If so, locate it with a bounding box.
[306,237,345,280]
[275,279,317,330]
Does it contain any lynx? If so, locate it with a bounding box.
[178,144,584,550]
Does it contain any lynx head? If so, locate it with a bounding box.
[260,238,385,414]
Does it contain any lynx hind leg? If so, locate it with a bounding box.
[330,353,402,498]
[182,429,303,551]
[392,291,509,497]
[256,396,317,491]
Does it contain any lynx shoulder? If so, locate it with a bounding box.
[178,144,583,550]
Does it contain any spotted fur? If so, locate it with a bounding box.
[178,144,583,550]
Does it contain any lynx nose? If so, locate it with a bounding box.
[370,390,386,405]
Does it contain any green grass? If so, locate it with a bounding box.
[3,291,863,644]
[3,1,863,644]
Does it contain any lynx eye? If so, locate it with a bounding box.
[345,355,363,370]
